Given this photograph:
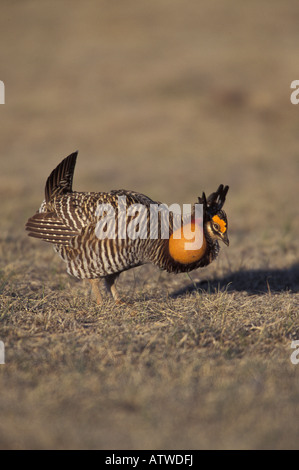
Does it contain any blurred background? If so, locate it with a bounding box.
[1,0,299,450]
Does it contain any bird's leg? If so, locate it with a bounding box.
[105,274,136,311]
[104,273,121,303]
[88,278,103,305]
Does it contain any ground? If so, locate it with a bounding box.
[0,0,299,449]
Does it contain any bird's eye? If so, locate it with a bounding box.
[213,222,220,231]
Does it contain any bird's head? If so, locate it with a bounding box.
[198,184,229,247]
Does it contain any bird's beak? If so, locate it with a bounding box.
[221,232,229,246]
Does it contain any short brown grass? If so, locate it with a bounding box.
[1,0,299,449]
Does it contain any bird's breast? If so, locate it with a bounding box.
[168,220,207,264]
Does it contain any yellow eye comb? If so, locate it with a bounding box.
[212,215,226,233]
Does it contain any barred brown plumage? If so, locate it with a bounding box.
[26,152,229,304]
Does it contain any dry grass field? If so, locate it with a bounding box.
[0,0,299,449]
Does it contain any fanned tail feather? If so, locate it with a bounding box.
[25,211,79,245]
[45,151,78,203]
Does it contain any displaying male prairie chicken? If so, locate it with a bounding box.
[26,152,229,304]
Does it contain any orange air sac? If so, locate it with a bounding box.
[169,221,206,264]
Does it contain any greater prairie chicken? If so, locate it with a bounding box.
[26,152,229,304]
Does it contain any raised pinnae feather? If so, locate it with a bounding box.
[206,184,229,215]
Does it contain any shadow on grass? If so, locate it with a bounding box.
[172,263,299,297]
